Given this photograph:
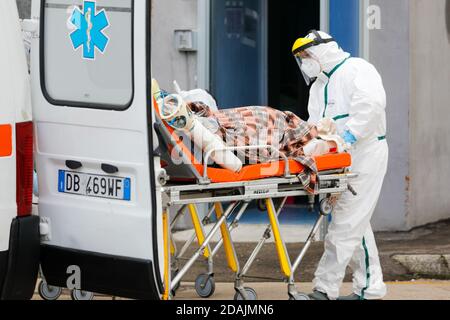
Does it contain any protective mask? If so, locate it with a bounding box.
[301,58,322,79]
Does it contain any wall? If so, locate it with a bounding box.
[368,0,411,231]
[369,0,450,230]
[151,0,198,92]
[409,0,450,228]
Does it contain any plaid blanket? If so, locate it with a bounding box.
[189,103,318,191]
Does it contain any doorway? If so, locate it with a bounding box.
[210,0,267,108]
[265,0,321,213]
[209,0,321,116]
[267,0,321,120]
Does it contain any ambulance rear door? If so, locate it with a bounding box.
[31,0,164,299]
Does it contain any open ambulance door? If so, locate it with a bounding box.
[31,0,164,299]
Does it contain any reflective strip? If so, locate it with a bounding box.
[333,114,350,121]
[323,83,329,118]
[361,237,371,300]
[0,124,13,157]
[323,57,349,79]
[322,58,350,118]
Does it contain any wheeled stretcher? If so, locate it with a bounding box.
[153,98,357,300]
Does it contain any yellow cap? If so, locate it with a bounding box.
[292,37,315,55]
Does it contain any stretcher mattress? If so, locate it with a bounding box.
[192,153,351,183]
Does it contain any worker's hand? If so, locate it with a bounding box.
[342,130,357,146]
[341,130,357,151]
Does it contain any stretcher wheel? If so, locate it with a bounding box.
[38,280,62,301]
[319,198,333,216]
[289,293,310,300]
[70,289,94,301]
[195,274,215,298]
[234,287,258,300]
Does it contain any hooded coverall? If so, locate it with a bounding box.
[307,35,389,300]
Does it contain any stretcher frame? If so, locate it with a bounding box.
[160,167,357,300]
[168,190,317,298]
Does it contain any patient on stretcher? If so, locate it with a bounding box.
[187,102,345,187]
[155,85,346,189]
[190,102,343,157]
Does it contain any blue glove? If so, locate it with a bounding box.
[342,130,357,145]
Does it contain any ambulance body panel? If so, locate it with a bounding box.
[0,0,39,300]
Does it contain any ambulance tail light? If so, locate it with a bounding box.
[16,121,34,217]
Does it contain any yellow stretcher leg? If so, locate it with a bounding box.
[214,203,239,273]
[265,198,292,278]
[170,237,176,256]
[162,209,170,300]
[188,204,210,258]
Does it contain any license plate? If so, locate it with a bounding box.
[58,170,131,201]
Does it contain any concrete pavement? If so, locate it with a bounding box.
[174,281,450,300]
[32,281,450,300]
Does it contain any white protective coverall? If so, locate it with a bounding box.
[307,32,388,300]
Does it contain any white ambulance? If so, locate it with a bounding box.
[0,0,40,300]
[28,0,165,299]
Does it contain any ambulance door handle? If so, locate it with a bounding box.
[101,164,119,174]
[66,160,82,170]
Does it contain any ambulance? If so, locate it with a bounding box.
[27,0,163,300]
[0,0,40,300]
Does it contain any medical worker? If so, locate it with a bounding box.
[292,30,388,300]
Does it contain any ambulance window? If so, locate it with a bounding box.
[42,0,134,110]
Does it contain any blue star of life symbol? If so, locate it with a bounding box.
[69,1,110,60]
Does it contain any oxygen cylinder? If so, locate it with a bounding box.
[189,120,242,173]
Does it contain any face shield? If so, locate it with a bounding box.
[292,30,336,85]
[294,50,322,86]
